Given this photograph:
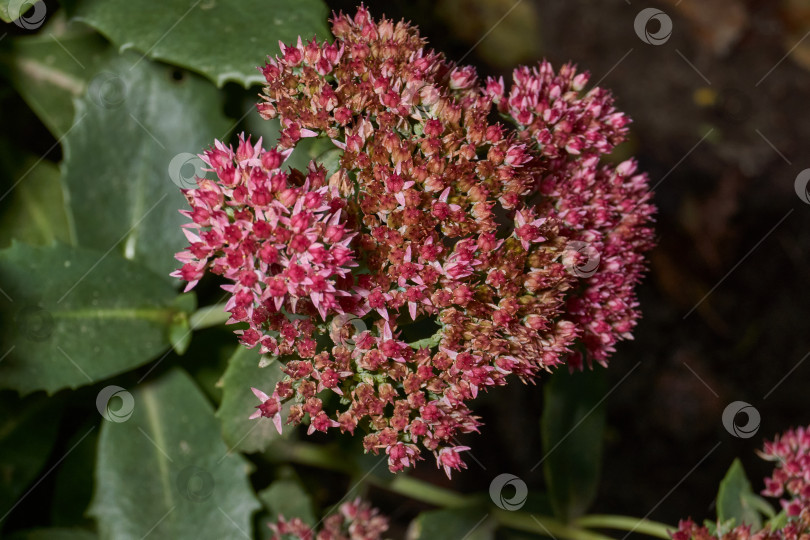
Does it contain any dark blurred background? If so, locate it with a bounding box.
[323,0,810,530]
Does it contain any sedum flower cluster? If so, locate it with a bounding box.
[674,426,810,540]
[173,5,655,476]
[267,498,388,540]
[762,426,810,517]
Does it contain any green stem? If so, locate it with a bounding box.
[267,441,674,540]
[189,303,231,330]
[267,440,354,474]
[574,515,674,539]
[266,440,469,507]
[366,475,472,508]
[494,509,614,540]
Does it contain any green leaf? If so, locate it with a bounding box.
[89,368,261,539]
[0,392,63,524]
[6,528,97,540]
[67,0,330,87]
[6,18,115,137]
[0,242,178,394]
[747,493,777,519]
[0,159,72,247]
[766,509,788,531]
[168,318,191,354]
[259,478,317,526]
[60,53,230,280]
[408,507,495,540]
[717,459,771,530]
[715,518,737,537]
[541,367,607,522]
[216,346,289,454]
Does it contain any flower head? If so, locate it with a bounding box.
[174,5,655,476]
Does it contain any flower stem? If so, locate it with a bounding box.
[366,474,472,508]
[266,441,674,540]
[265,440,356,475]
[493,509,614,540]
[189,303,231,330]
[574,515,674,539]
[275,441,470,506]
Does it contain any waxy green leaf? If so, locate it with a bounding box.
[67,0,330,87]
[0,242,178,394]
[0,160,71,248]
[89,369,261,539]
[6,19,115,137]
[60,53,230,279]
[717,458,774,530]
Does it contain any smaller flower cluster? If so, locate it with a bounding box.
[171,135,358,352]
[267,498,388,540]
[761,426,810,516]
[672,426,810,540]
